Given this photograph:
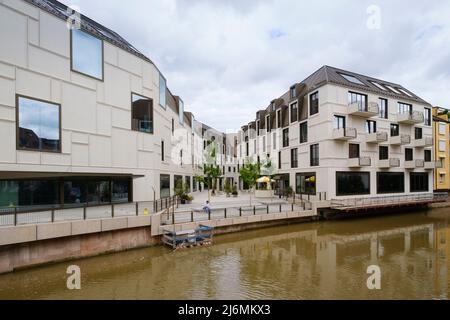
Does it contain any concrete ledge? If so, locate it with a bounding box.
[71,219,101,236]
[37,222,71,241]
[0,225,37,246]
[247,215,262,223]
[127,215,151,229]
[101,218,128,232]
[216,218,234,227]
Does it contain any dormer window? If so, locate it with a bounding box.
[290,86,297,99]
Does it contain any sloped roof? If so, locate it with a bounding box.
[24,0,153,64]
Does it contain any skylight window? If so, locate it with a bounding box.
[398,88,414,97]
[339,73,365,85]
[385,85,401,94]
[370,81,387,91]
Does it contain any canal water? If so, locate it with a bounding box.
[1,208,449,300]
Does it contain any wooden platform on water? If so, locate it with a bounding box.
[162,225,214,250]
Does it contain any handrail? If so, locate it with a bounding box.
[331,193,446,208]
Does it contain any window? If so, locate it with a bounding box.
[424,108,431,126]
[290,102,298,123]
[290,86,297,99]
[379,98,388,119]
[424,149,432,162]
[339,73,365,85]
[112,178,131,203]
[336,172,370,196]
[180,149,183,166]
[385,85,401,94]
[193,177,198,192]
[254,140,256,153]
[334,115,346,129]
[246,142,249,156]
[282,128,289,147]
[17,96,61,152]
[172,119,174,135]
[256,120,260,136]
[439,173,445,184]
[390,124,399,137]
[410,173,429,192]
[132,93,153,134]
[159,74,167,109]
[277,110,282,128]
[405,148,413,161]
[160,174,170,198]
[179,99,184,125]
[185,176,191,193]
[266,115,271,133]
[161,140,165,161]
[278,151,282,169]
[371,81,387,91]
[0,179,59,209]
[310,92,319,115]
[71,29,103,80]
[273,132,277,150]
[348,92,368,110]
[379,146,389,160]
[398,102,412,114]
[414,127,423,140]
[349,144,360,159]
[291,148,298,168]
[300,122,308,143]
[439,123,446,135]
[366,120,377,133]
[377,172,404,194]
[296,173,316,195]
[310,144,319,167]
[439,140,446,152]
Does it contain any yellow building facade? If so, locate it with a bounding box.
[433,107,450,191]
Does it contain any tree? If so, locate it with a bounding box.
[203,164,221,201]
[239,162,260,206]
[224,179,232,196]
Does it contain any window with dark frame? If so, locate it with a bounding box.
[277,110,282,128]
[17,96,61,153]
[334,115,346,129]
[379,146,389,160]
[278,151,282,169]
[290,86,297,99]
[296,173,316,195]
[310,144,319,167]
[349,144,360,159]
[290,102,298,123]
[424,149,432,162]
[161,140,165,161]
[390,124,399,137]
[398,102,412,114]
[366,120,377,134]
[377,172,405,194]
[414,127,423,140]
[132,93,153,134]
[291,148,298,168]
[283,128,289,147]
[336,172,370,196]
[424,108,431,126]
[379,98,388,119]
[348,92,368,110]
[310,92,319,116]
[410,173,429,192]
[405,148,413,161]
[300,122,308,143]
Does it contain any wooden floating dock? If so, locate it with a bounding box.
[162,225,214,250]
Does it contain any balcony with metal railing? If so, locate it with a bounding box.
[332,127,357,140]
[366,131,388,144]
[425,160,443,170]
[348,101,379,117]
[414,136,433,148]
[405,159,425,169]
[397,111,424,124]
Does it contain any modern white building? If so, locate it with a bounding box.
[0,0,238,211]
[237,66,436,202]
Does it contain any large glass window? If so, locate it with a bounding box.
[348,92,368,110]
[291,148,298,168]
[282,128,289,147]
[87,179,110,205]
[310,92,319,116]
[185,176,191,193]
[132,93,153,134]
[379,146,389,160]
[300,122,308,143]
[112,179,130,203]
[0,180,59,210]
[377,172,404,194]
[410,173,429,192]
[17,96,61,152]
[398,102,412,114]
[160,174,171,198]
[290,102,298,123]
[336,172,370,196]
[64,179,87,206]
[310,144,319,167]
[424,108,431,126]
[379,98,388,119]
[277,110,282,128]
[334,115,346,129]
[296,173,316,195]
[71,29,103,80]
[159,74,167,109]
[366,120,377,133]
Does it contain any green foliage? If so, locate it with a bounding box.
[203,164,222,192]
[174,180,188,198]
[283,186,294,198]
[224,179,232,194]
[232,185,238,195]
[239,163,260,190]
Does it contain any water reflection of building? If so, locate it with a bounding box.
[435,222,450,299]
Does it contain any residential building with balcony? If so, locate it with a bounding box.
[236,65,434,202]
[432,107,450,192]
[0,0,237,212]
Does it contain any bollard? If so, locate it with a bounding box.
[136,202,139,216]
[83,206,87,220]
[172,212,175,225]
[253,206,256,215]
[14,207,17,226]
[224,208,227,219]
[51,209,55,222]
[111,204,115,218]
[208,211,211,221]
[239,207,242,217]
[279,204,282,213]
[191,211,194,222]
[267,205,269,214]
[292,204,294,211]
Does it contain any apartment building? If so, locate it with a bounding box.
[0,0,237,211]
[237,66,436,200]
[433,107,450,192]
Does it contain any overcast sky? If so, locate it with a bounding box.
[61,0,450,132]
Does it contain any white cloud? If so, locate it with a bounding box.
[61,0,450,130]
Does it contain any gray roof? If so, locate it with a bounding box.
[301,65,430,105]
[24,0,153,64]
